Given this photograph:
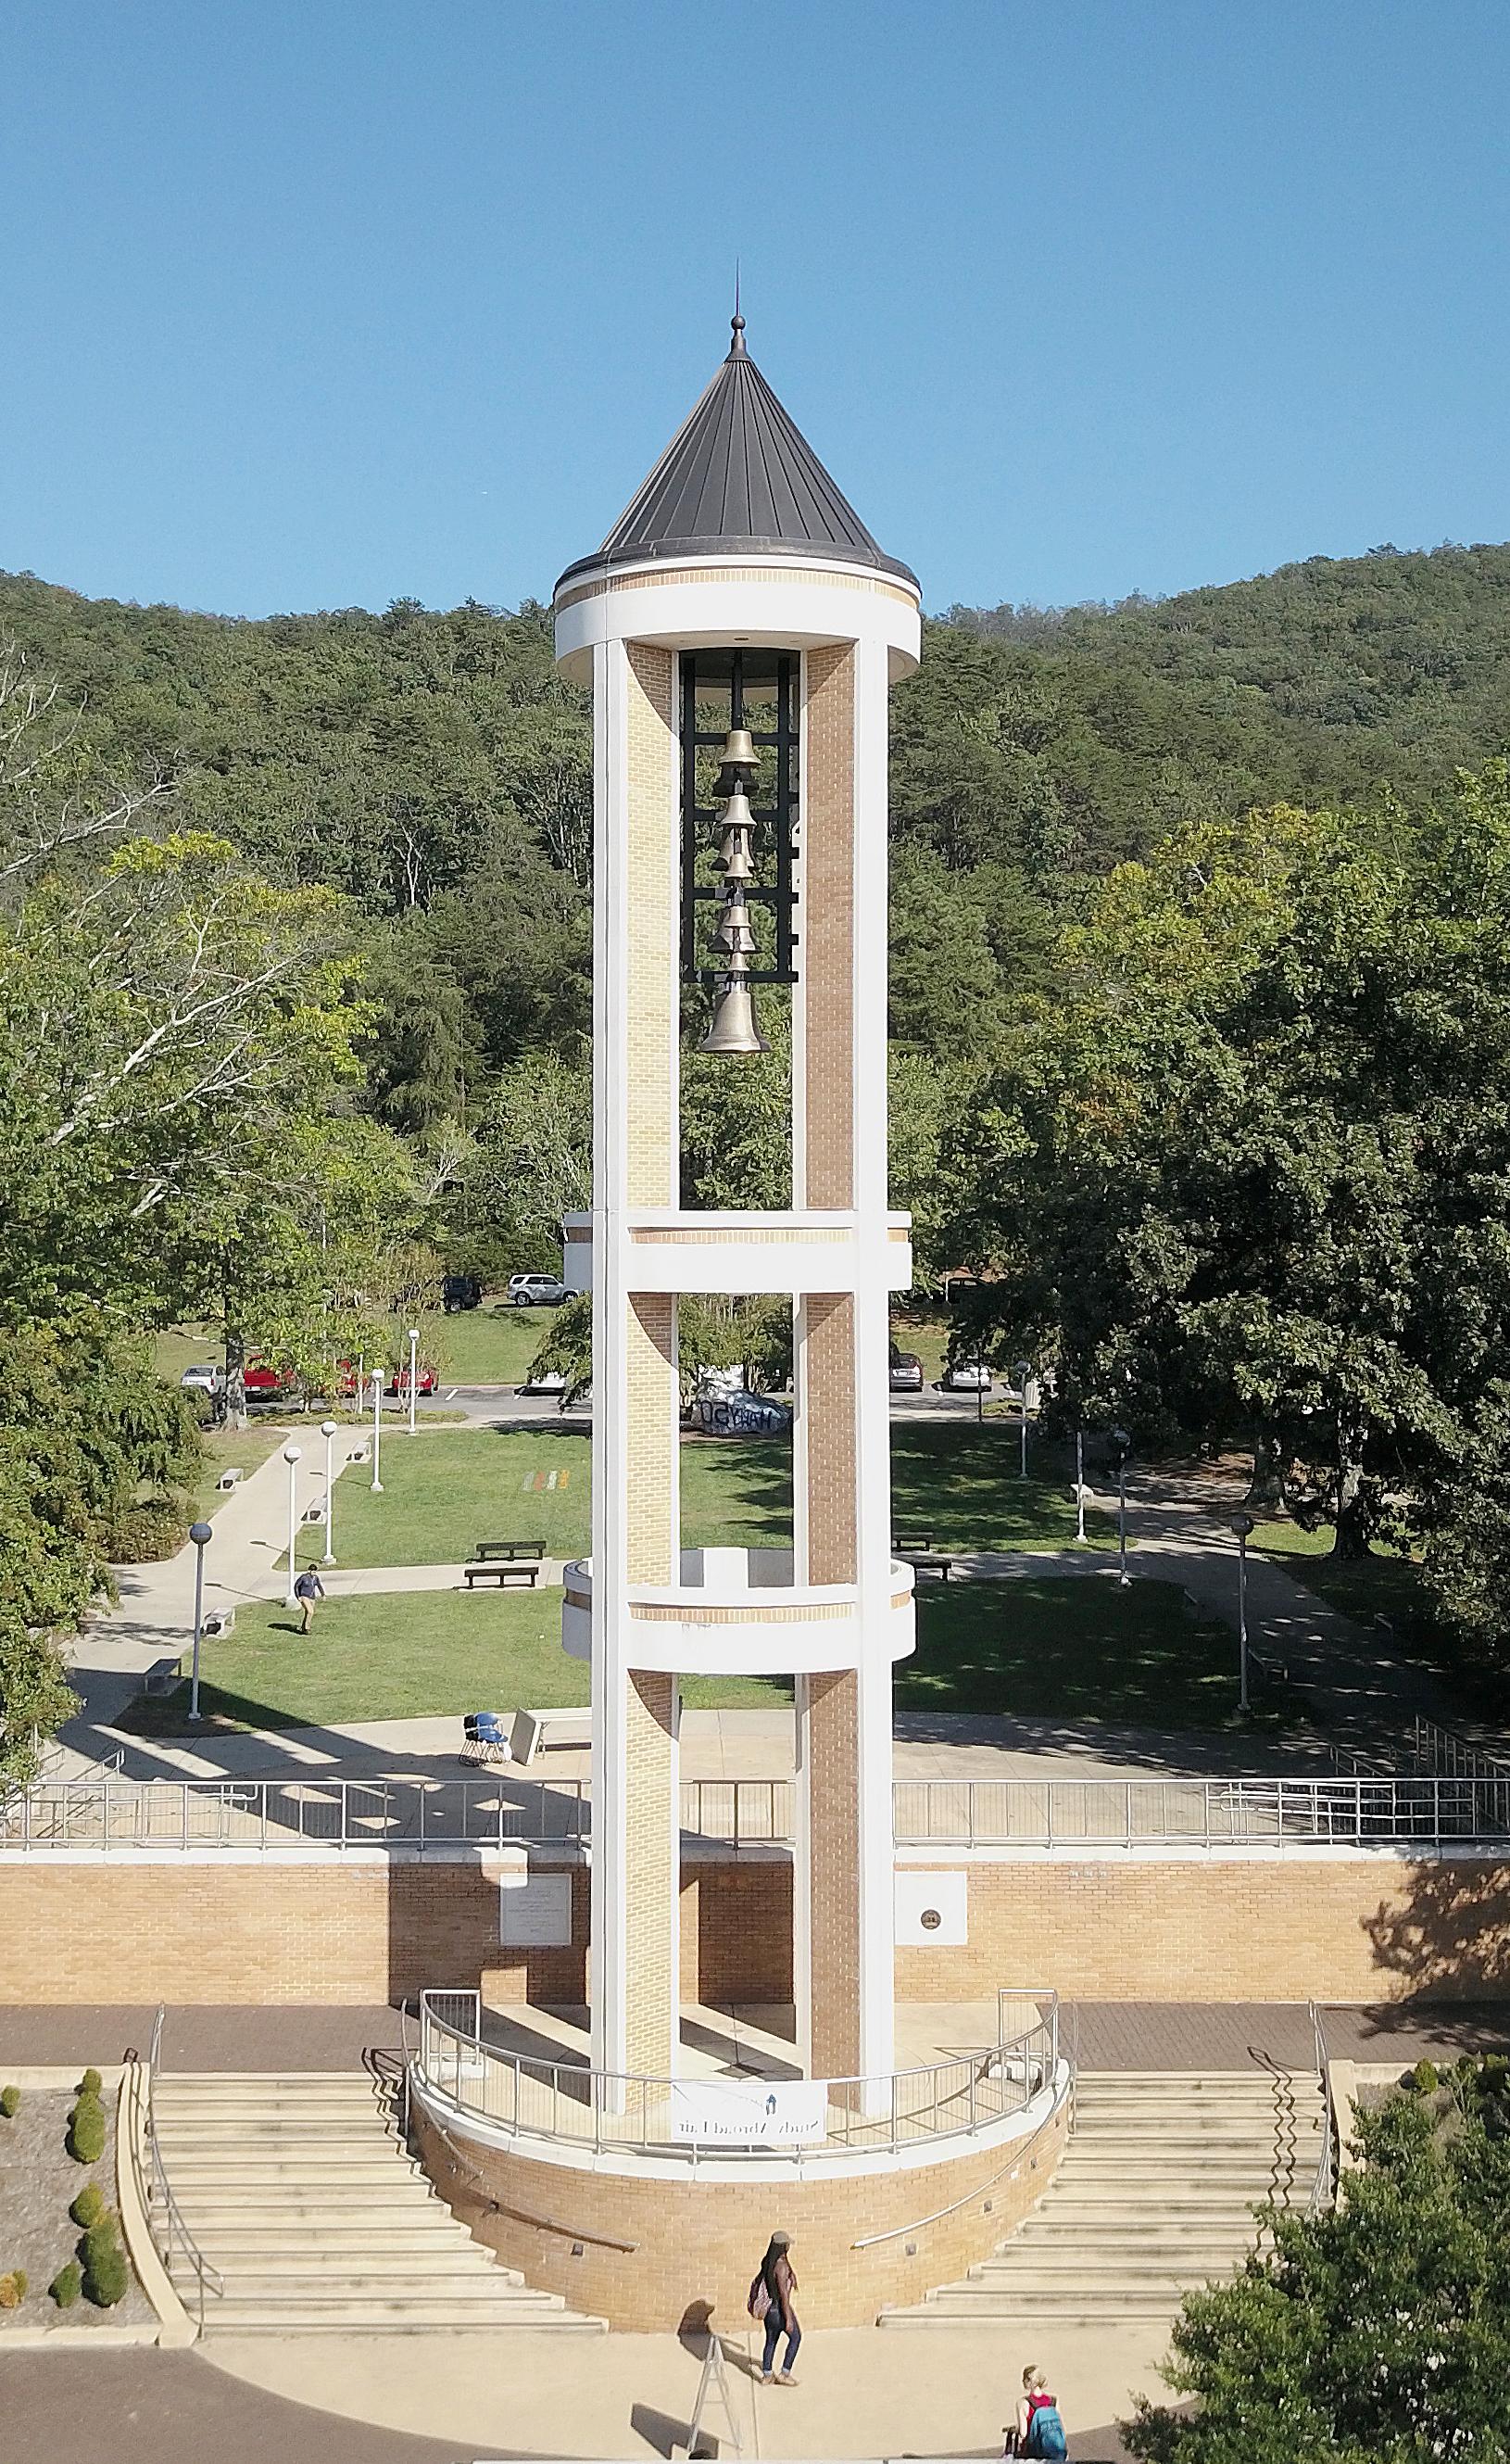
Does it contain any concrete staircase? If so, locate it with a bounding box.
[883,2066,1328,2328]
[149,2071,605,2333]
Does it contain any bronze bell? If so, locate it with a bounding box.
[718,783,756,879]
[700,968,768,1055]
[722,726,756,768]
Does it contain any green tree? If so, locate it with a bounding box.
[1125,2075,1510,2464]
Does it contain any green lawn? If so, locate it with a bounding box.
[126,1591,787,1732]
[896,1575,1248,1725]
[888,1424,1114,1551]
[317,1422,1101,1573]
[430,1304,561,1386]
[1252,1519,1430,1634]
[126,1570,1233,1734]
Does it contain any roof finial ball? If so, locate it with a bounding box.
[728,310,748,359]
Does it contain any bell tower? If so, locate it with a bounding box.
[554,313,921,2089]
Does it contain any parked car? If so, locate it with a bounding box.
[941,1360,992,1394]
[888,1349,925,1393]
[242,1358,290,1403]
[442,1274,483,1312]
[508,1272,569,1308]
[520,1363,568,1395]
[387,1362,439,1397]
[180,1363,223,1396]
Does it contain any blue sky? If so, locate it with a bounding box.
[3,2,1507,619]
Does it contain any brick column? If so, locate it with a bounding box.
[623,1294,680,2079]
[590,638,682,2082]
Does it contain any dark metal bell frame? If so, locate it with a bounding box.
[678,649,799,991]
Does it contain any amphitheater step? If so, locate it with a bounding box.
[881,2066,1328,2329]
[147,2067,606,2333]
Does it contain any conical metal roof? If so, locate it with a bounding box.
[556,316,918,594]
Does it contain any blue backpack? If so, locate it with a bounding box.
[1026,2403,1067,2460]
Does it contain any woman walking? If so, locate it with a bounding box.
[752,2230,800,2384]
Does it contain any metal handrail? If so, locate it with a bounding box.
[6,1770,1510,1853]
[412,1987,1063,2165]
[1412,1714,1510,1784]
[140,2005,223,2334]
[1308,2000,1338,2218]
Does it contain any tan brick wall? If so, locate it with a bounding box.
[623,1670,678,2075]
[623,640,676,1210]
[802,644,855,1208]
[624,1294,676,1586]
[806,1670,862,2078]
[6,1850,1508,2013]
[803,1294,857,1586]
[413,2089,1065,2331]
[894,1858,1510,2005]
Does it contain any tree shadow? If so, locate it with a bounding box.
[1363,1860,1510,2008]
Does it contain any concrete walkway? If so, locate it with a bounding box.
[55,1435,371,1777]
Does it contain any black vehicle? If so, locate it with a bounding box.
[442,1274,484,1313]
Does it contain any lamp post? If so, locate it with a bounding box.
[283,1444,302,1607]
[1014,1360,1031,1480]
[188,1520,213,1723]
[370,1368,384,1494]
[1076,1427,1087,1543]
[321,1418,338,1565]
[1111,1427,1131,1586]
[1231,1513,1255,1712]
[407,1327,420,1436]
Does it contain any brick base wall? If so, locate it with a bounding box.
[895,1857,1510,2005]
[411,2088,1066,2331]
[2,1848,1506,2010]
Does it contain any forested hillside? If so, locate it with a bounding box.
[6,540,1510,1087]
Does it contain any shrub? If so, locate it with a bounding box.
[69,2181,106,2230]
[49,2262,82,2309]
[0,2086,19,2118]
[0,2270,27,2308]
[102,1501,184,1564]
[78,2067,102,2100]
[67,2092,106,2166]
[81,2218,127,2308]
[1411,2057,1440,2093]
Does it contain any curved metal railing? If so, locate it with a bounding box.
[413,1988,1063,2166]
[139,2004,224,2334]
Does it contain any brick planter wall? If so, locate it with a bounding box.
[410,2087,1067,2331]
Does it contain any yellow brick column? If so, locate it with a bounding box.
[589,635,684,2084]
[799,1294,864,2080]
[623,1293,680,2079]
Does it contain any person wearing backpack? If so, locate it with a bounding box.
[747,2230,800,2384]
[1007,2368,1067,2458]
[1024,2385,1067,2458]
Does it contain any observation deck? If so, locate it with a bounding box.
[562,1546,916,1676]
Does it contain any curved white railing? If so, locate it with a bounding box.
[411,1989,1066,2167]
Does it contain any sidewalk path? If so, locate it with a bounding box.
[56,1435,369,1778]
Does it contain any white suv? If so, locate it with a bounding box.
[508,1272,569,1308]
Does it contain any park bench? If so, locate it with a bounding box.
[301,1502,323,1524]
[900,1548,955,1583]
[202,1609,235,1640]
[892,1530,935,1554]
[464,1538,547,1590]
[144,1655,184,1698]
[216,1467,245,1492]
[509,1708,592,1765]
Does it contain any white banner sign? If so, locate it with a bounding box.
[669,2078,828,2146]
